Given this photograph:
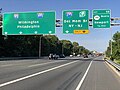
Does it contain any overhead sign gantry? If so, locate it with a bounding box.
[0,10,120,35]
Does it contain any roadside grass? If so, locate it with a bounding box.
[114,60,120,64]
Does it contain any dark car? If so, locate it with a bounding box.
[83,54,88,58]
[59,54,65,58]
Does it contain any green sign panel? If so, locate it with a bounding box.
[3,11,56,35]
[63,10,89,34]
[93,10,111,28]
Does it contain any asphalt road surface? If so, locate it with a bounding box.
[0,56,119,90]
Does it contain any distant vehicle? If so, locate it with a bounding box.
[83,54,88,58]
[49,54,59,60]
[53,54,59,59]
[77,54,80,57]
[49,54,53,59]
[59,54,65,58]
[70,55,73,57]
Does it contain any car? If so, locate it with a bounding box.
[83,54,88,58]
[70,55,73,57]
[49,54,59,60]
[56,55,59,59]
[49,54,54,59]
[77,54,80,57]
[59,54,65,58]
[53,54,59,59]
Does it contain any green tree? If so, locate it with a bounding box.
[73,42,79,55]
[106,31,120,61]
[61,40,73,56]
[41,35,61,56]
[112,31,120,60]
[0,26,90,57]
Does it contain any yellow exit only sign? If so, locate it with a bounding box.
[74,30,89,34]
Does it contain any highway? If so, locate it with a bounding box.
[0,56,119,90]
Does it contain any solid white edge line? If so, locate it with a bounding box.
[75,60,93,90]
[0,60,78,88]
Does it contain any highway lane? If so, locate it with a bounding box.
[0,58,91,90]
[80,56,120,90]
[0,57,119,90]
[0,59,75,84]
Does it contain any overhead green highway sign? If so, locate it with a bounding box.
[63,10,89,34]
[3,11,56,35]
[93,9,111,28]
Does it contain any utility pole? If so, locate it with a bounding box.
[110,28,113,55]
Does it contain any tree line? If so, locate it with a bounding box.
[106,31,120,61]
[0,28,90,57]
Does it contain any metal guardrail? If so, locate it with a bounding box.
[106,60,120,71]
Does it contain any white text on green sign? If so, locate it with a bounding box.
[93,10,111,28]
[63,10,89,34]
[3,11,56,35]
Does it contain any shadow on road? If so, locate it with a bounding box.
[93,59,105,62]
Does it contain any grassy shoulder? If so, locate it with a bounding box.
[114,60,120,64]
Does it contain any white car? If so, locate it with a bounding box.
[70,55,73,57]
[77,54,80,57]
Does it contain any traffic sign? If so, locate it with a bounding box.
[93,10,111,28]
[63,10,89,34]
[3,11,56,35]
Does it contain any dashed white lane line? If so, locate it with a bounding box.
[0,60,64,68]
[0,60,78,88]
[75,60,93,90]
[1,64,14,67]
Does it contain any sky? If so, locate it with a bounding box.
[0,0,120,52]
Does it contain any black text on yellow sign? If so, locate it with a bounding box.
[73,30,89,34]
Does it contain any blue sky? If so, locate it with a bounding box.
[0,0,120,52]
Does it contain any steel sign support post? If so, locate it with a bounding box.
[39,35,42,58]
[62,44,64,54]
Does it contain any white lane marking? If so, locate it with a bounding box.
[75,60,93,90]
[1,64,13,67]
[0,60,64,68]
[0,60,78,87]
[28,60,65,67]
